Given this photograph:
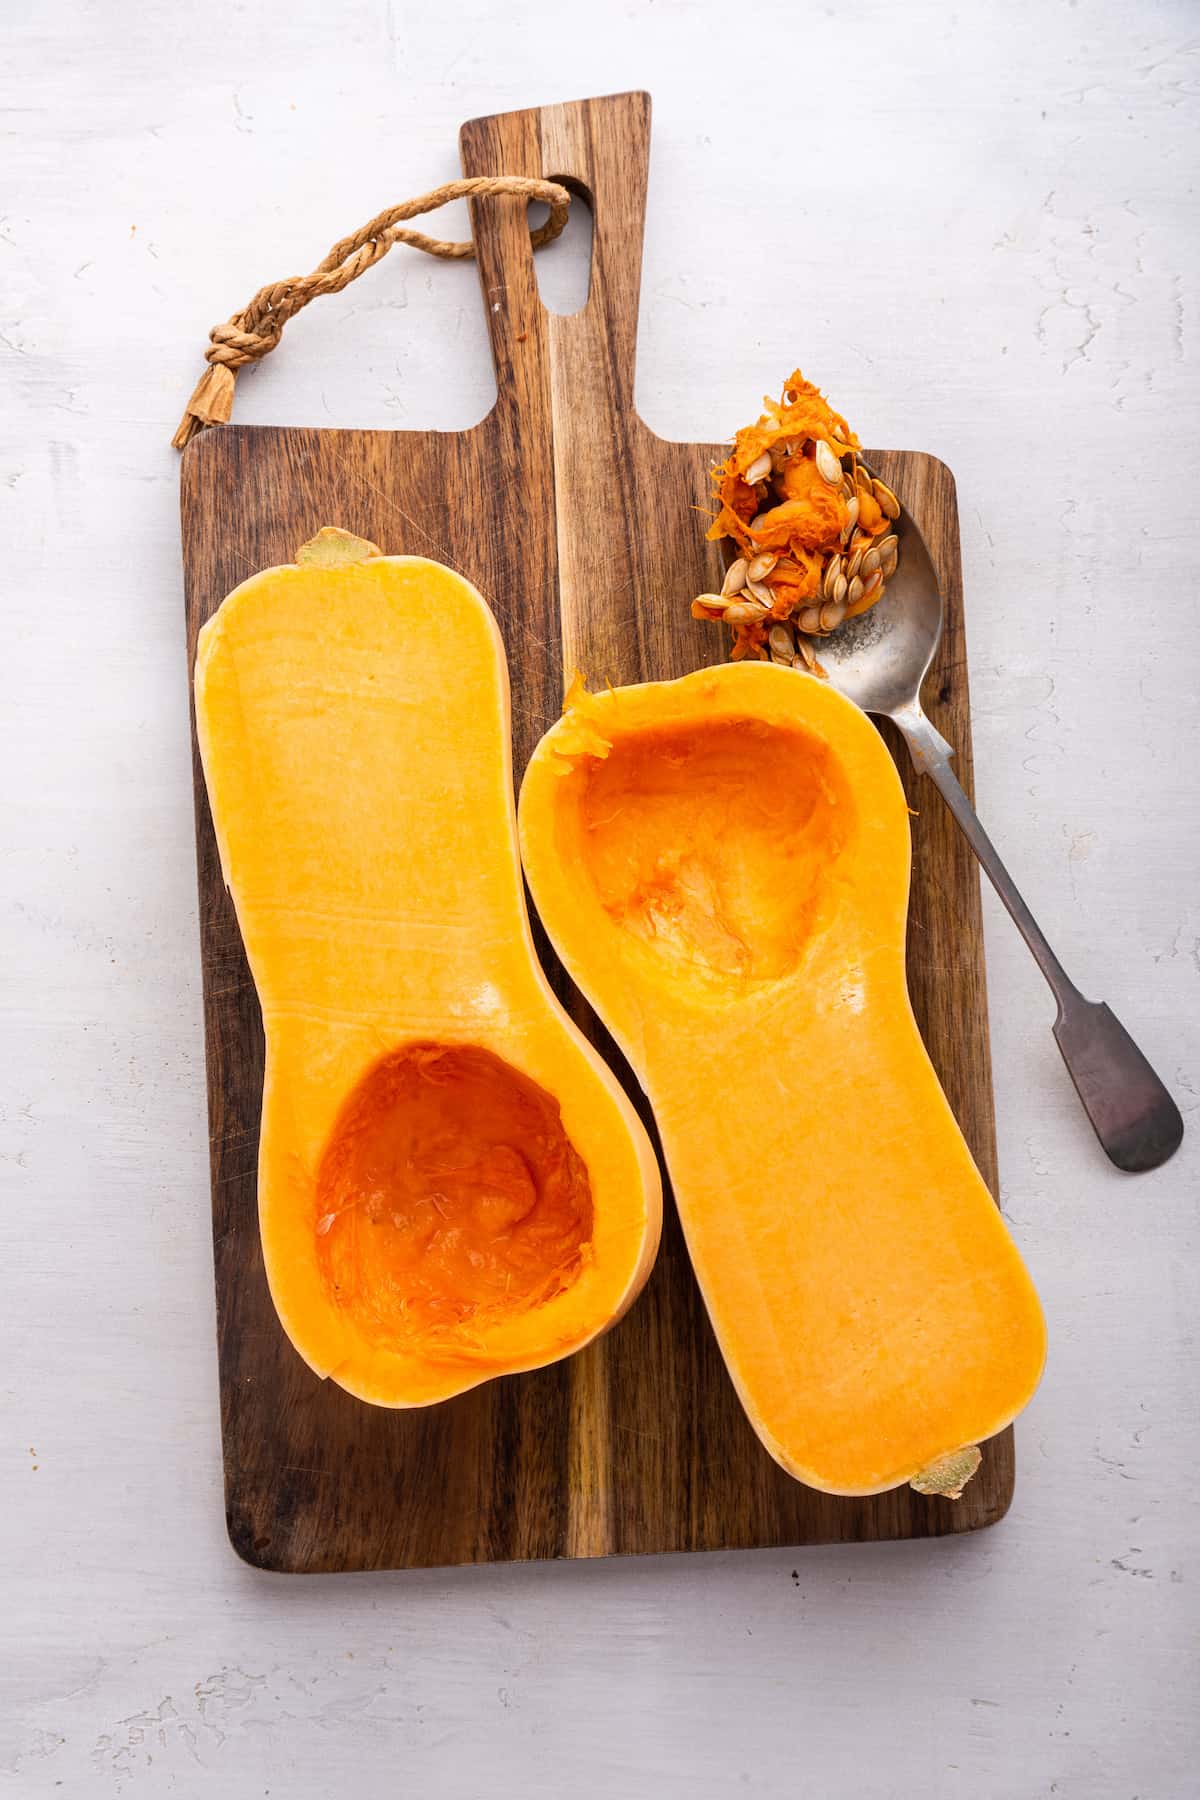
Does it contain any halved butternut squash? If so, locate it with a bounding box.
[194,529,661,1406]
[518,663,1045,1496]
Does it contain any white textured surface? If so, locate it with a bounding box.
[2,1,1198,1794]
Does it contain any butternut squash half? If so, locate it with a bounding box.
[518,663,1045,1496]
[194,529,661,1406]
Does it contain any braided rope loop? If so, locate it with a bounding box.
[172,176,571,449]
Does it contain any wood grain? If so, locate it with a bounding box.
[180,90,1012,1573]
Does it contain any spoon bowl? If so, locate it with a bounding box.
[813,501,943,717]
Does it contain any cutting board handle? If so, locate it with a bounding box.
[459,91,651,417]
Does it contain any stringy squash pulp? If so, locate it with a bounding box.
[518,664,1046,1496]
[194,530,661,1406]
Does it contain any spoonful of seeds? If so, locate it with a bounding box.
[690,370,900,671]
[690,370,1183,1173]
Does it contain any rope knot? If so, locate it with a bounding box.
[205,320,282,368]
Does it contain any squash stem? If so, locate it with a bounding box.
[296,527,381,568]
[909,1445,982,1500]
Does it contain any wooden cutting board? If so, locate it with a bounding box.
[180,90,1013,1573]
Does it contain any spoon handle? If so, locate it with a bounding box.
[892,703,1183,1173]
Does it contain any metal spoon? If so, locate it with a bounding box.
[814,486,1183,1173]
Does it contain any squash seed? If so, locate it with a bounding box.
[722,557,749,597]
[819,599,846,632]
[744,451,772,486]
[814,439,841,485]
[847,575,865,608]
[880,541,899,578]
[768,624,795,659]
[845,546,865,581]
[861,546,881,578]
[822,553,843,598]
[745,576,774,605]
[872,477,901,520]
[841,495,860,544]
[722,601,764,623]
[860,569,882,600]
[748,552,778,582]
[798,604,823,634]
[833,574,848,605]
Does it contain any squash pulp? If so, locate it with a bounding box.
[518,663,1046,1497]
[194,530,661,1406]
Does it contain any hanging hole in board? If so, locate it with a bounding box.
[529,179,594,318]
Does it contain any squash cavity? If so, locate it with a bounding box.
[568,714,855,990]
[314,1043,594,1352]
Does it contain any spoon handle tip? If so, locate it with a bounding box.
[1053,997,1183,1173]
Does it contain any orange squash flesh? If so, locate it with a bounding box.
[518,663,1046,1496]
[194,532,661,1406]
[314,1044,594,1341]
